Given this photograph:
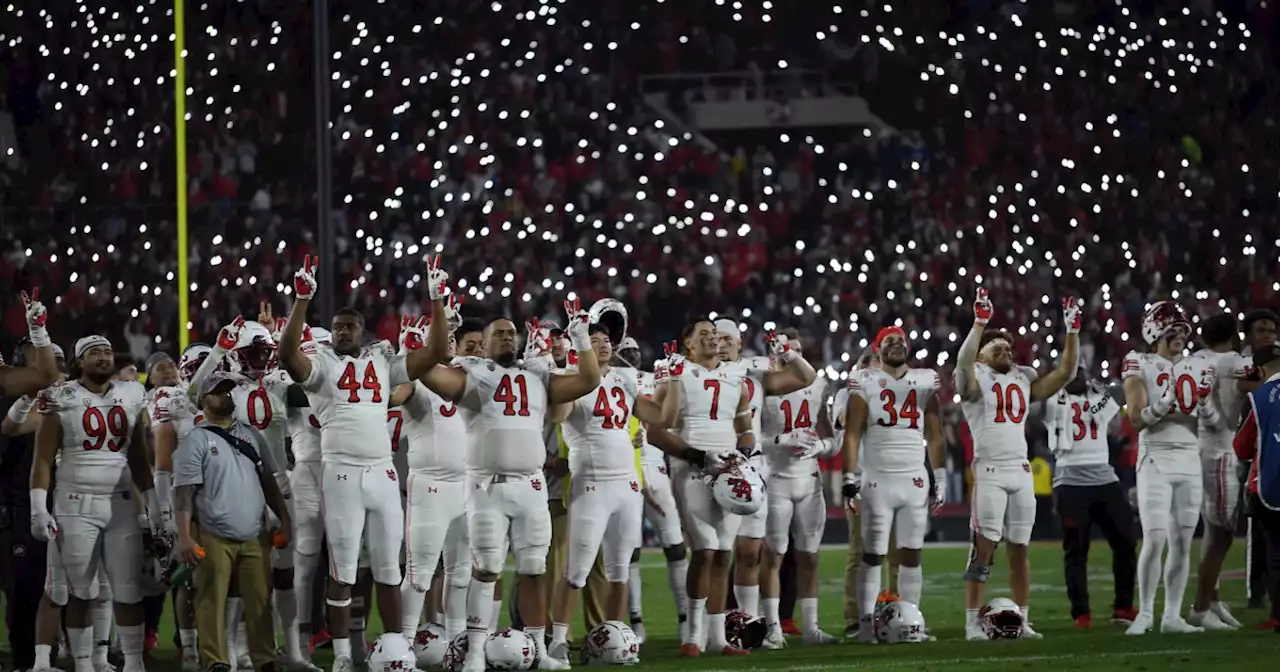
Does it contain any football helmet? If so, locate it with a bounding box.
[588,298,628,345]
[233,320,276,376]
[875,600,928,643]
[582,620,640,666]
[442,632,470,672]
[979,597,1025,640]
[368,633,415,672]
[724,609,767,650]
[1141,301,1192,345]
[711,461,766,516]
[178,344,214,381]
[411,623,448,668]
[484,629,537,671]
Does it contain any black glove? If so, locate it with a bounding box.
[841,473,861,502]
[684,447,708,469]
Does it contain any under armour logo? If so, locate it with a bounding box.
[427,487,438,494]
[337,474,349,481]
[985,467,996,473]
[585,485,596,492]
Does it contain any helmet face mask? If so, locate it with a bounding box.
[588,298,628,346]
[1142,301,1192,346]
[979,598,1025,640]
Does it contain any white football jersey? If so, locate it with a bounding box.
[301,342,411,466]
[762,378,828,478]
[1051,389,1121,466]
[962,362,1037,465]
[456,357,554,476]
[287,402,322,463]
[1121,350,1214,448]
[40,380,148,494]
[673,360,747,455]
[561,367,640,481]
[400,380,467,479]
[636,370,664,466]
[149,385,201,436]
[851,367,940,473]
[830,384,851,448]
[1190,349,1250,457]
[231,372,290,474]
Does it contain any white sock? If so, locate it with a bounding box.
[733,584,760,618]
[1164,526,1195,621]
[668,558,689,622]
[118,623,145,669]
[35,643,53,669]
[401,583,427,636]
[762,597,781,628]
[294,553,320,636]
[800,597,820,635]
[551,622,569,647]
[965,608,979,628]
[686,597,707,646]
[68,627,95,672]
[236,620,250,658]
[1137,528,1168,614]
[707,612,727,649]
[628,563,643,619]
[898,565,924,606]
[179,628,198,657]
[857,562,881,619]
[91,599,112,667]
[525,626,547,661]
[225,597,243,650]
[333,637,352,658]
[488,596,502,633]
[444,579,468,639]
[275,588,302,658]
[467,578,496,635]
[1019,605,1030,621]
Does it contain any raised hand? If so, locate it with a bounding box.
[21,288,50,347]
[524,318,552,360]
[564,297,589,340]
[294,256,319,300]
[663,341,686,377]
[764,329,798,362]
[216,316,246,351]
[444,294,464,332]
[401,315,431,351]
[258,300,275,327]
[426,255,451,301]
[1062,296,1083,334]
[973,287,994,326]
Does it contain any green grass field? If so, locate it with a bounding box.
[9,541,1280,671]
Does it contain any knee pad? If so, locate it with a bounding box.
[514,548,547,577]
[472,549,505,577]
[604,563,629,583]
[663,543,687,563]
[964,562,991,583]
[861,552,884,567]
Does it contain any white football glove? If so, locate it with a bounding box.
[564,297,590,352]
[22,289,50,347]
[1062,296,1083,334]
[973,287,994,326]
[293,255,319,300]
[426,254,451,301]
[444,294,464,332]
[523,318,553,361]
[29,489,56,541]
[764,329,799,363]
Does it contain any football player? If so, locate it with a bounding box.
[623,338,689,644]
[841,327,944,642]
[548,323,680,663]
[29,336,162,672]
[717,319,817,621]
[759,330,839,647]
[393,310,470,641]
[277,256,452,672]
[645,315,759,657]
[419,302,602,672]
[953,289,1080,641]
[0,290,60,396]
[1121,301,1220,635]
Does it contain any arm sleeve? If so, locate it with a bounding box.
[954,326,983,393]
[387,351,410,387]
[172,433,205,488]
[188,346,229,402]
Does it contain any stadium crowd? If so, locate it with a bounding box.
[2,0,1279,453]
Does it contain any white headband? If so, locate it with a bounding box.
[74,335,112,359]
[714,319,739,337]
[979,337,1012,359]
